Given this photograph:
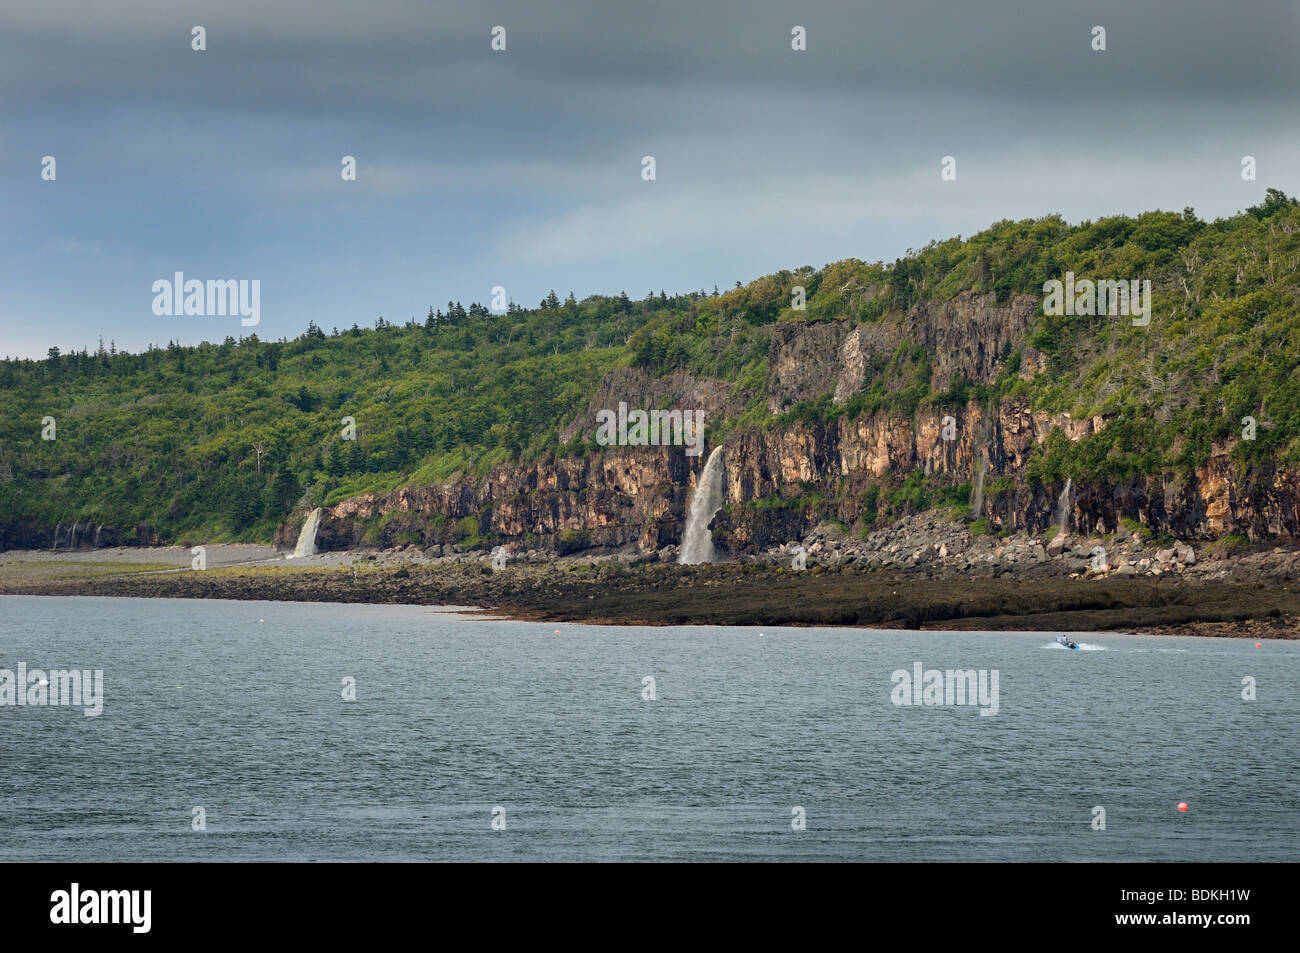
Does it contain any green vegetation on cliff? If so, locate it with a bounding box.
[631,188,1300,484]
[2,190,1297,545]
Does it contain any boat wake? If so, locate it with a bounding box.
[1043,641,1106,651]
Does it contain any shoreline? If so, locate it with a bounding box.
[1,547,1296,637]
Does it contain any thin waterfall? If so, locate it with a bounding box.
[971,455,987,520]
[289,508,323,559]
[678,446,725,565]
[969,404,994,522]
[1056,478,1073,535]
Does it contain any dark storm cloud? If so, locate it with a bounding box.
[1,0,1297,359]
[3,0,1297,123]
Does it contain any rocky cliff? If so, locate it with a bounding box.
[275,290,1300,557]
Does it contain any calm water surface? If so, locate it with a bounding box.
[1,595,1296,861]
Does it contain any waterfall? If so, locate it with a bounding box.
[94,524,102,548]
[1056,478,1073,535]
[289,508,323,559]
[678,446,725,565]
[971,455,987,520]
[970,405,994,522]
[52,522,61,551]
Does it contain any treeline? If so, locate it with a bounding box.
[2,191,1298,545]
[626,189,1300,485]
[0,291,700,543]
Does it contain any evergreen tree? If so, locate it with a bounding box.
[266,468,302,515]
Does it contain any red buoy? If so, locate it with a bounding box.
[1177,802,1189,812]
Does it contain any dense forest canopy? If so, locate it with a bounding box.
[2,190,1297,544]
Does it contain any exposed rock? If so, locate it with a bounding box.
[1019,346,1048,381]
[262,303,1300,561]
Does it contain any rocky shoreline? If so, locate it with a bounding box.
[2,516,1299,637]
[756,512,1249,581]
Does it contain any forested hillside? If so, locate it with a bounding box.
[2,190,1298,548]
[628,188,1300,484]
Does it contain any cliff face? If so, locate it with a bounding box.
[282,292,1300,555]
[283,447,697,555]
[715,405,1300,548]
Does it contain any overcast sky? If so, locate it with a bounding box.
[2,0,1297,359]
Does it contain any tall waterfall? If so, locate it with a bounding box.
[289,508,323,559]
[1056,478,1073,535]
[678,446,725,565]
[969,406,994,522]
[971,456,988,520]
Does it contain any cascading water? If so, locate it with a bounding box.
[678,446,725,565]
[969,406,993,522]
[971,456,988,520]
[1056,478,1073,535]
[289,508,323,559]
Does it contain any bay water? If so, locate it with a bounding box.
[1,595,1295,861]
